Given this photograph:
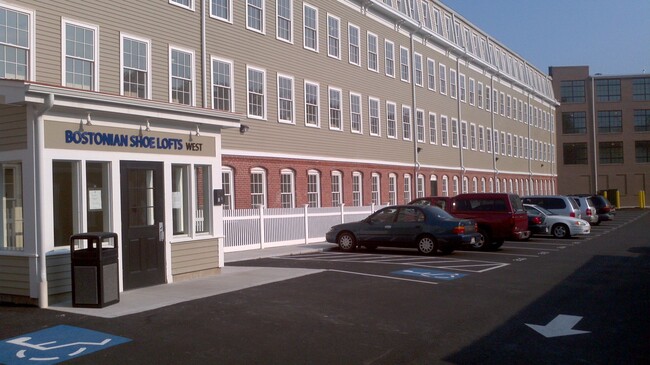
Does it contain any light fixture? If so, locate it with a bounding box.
[541,163,544,167]
[495,157,499,161]
[195,125,201,136]
[145,119,151,131]
[188,130,193,142]
[239,124,250,134]
[138,126,143,137]
[78,119,85,132]
[86,112,92,125]
[416,146,422,153]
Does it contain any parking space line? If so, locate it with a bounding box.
[461,251,539,257]
[328,269,439,285]
[427,263,509,273]
[503,246,560,251]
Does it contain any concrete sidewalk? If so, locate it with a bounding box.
[49,242,336,318]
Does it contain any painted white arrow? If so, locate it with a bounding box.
[526,314,590,338]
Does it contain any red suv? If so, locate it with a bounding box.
[409,193,530,250]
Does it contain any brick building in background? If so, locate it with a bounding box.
[549,66,650,207]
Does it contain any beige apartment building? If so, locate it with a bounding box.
[0,0,557,305]
[549,66,650,207]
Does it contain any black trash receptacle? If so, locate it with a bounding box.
[70,232,119,308]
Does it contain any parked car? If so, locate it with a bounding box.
[523,204,591,238]
[572,194,615,223]
[325,205,480,255]
[409,193,530,250]
[568,195,599,225]
[521,195,582,219]
[526,208,549,238]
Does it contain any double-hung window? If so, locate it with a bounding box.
[388,174,397,205]
[280,169,295,208]
[440,115,449,146]
[328,87,342,130]
[348,24,360,66]
[221,167,234,210]
[400,47,410,82]
[171,0,193,9]
[416,109,425,142]
[170,47,194,105]
[211,0,232,22]
[385,40,395,77]
[367,32,378,72]
[277,74,294,123]
[439,63,447,94]
[1,4,32,80]
[428,113,437,144]
[276,0,292,42]
[402,105,412,140]
[451,119,459,147]
[212,57,233,112]
[352,172,363,206]
[371,173,381,205]
[122,35,150,99]
[427,58,436,91]
[449,69,457,99]
[250,168,267,208]
[403,174,412,203]
[247,66,266,119]
[369,97,380,136]
[64,20,98,90]
[246,0,265,33]
[413,53,423,86]
[1,163,24,250]
[350,93,362,133]
[331,171,343,207]
[305,81,320,127]
[327,15,340,59]
[386,102,397,138]
[303,4,318,52]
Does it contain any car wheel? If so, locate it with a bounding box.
[337,232,357,251]
[473,229,490,250]
[551,224,570,239]
[417,235,437,255]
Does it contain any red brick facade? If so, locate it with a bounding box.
[222,155,557,209]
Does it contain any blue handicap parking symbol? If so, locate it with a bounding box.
[0,325,130,365]
[392,268,467,281]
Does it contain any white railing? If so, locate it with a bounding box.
[223,204,385,252]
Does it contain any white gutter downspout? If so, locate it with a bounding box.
[410,30,419,198]
[34,93,54,308]
[457,51,465,190]
[201,0,208,107]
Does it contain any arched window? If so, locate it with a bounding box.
[352,171,363,206]
[388,173,397,205]
[442,175,449,197]
[331,170,343,207]
[250,167,267,208]
[307,169,321,207]
[280,168,295,208]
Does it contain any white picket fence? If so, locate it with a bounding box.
[223,204,385,252]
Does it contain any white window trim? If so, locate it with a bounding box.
[416,108,425,143]
[368,96,381,137]
[169,0,194,11]
[367,31,379,73]
[460,120,468,149]
[277,73,295,124]
[386,101,397,139]
[326,13,340,59]
[428,112,437,145]
[427,58,436,91]
[2,3,35,81]
[246,0,266,34]
[119,33,152,99]
[275,0,293,43]
[440,115,449,147]
[222,166,235,209]
[352,171,363,206]
[61,18,99,91]
[246,65,267,120]
[399,46,410,83]
[307,169,321,208]
[328,86,343,131]
[331,170,343,206]
[250,167,267,208]
[210,0,232,23]
[168,45,196,106]
[385,39,395,78]
[349,91,363,134]
[303,3,319,52]
[348,23,361,66]
[211,55,235,112]
[280,169,296,208]
[371,173,381,204]
[470,123,477,151]
[413,52,423,87]
[304,80,321,128]
[402,105,412,141]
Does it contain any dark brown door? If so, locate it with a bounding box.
[429,180,438,196]
[121,161,165,290]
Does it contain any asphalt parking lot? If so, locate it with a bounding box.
[1,209,648,364]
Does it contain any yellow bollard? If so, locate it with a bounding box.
[603,190,608,199]
[640,190,646,209]
[615,190,620,209]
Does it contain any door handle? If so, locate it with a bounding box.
[384,225,392,229]
[159,222,165,242]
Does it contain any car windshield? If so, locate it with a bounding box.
[527,204,554,216]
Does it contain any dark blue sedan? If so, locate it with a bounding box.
[325,205,480,255]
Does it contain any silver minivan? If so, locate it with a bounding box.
[521,195,582,219]
[569,195,599,225]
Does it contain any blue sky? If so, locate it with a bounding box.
[440,0,650,76]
